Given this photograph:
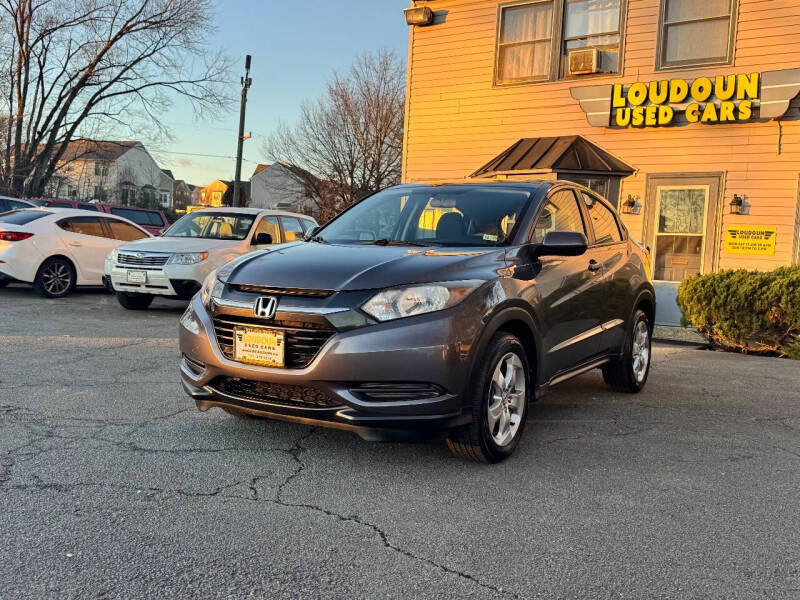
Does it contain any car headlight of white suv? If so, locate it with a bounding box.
[169,252,209,265]
[362,280,484,322]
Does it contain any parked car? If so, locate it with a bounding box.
[0,196,36,211]
[178,182,656,463]
[38,200,169,235]
[0,208,151,297]
[105,207,317,310]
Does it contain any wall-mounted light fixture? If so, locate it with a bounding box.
[729,194,749,215]
[621,194,642,215]
[404,6,434,26]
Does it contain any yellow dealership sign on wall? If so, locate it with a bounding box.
[570,69,800,128]
[611,73,757,127]
[724,226,777,255]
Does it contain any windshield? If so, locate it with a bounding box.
[164,212,256,240]
[0,210,52,224]
[317,186,533,246]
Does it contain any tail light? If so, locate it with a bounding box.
[0,231,34,242]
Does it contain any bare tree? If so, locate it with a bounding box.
[0,0,232,197]
[263,49,405,222]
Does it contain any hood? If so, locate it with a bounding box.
[227,242,506,291]
[119,237,240,253]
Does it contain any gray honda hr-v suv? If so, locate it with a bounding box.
[179,182,655,462]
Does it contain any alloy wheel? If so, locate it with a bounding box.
[631,319,650,383]
[42,262,71,296]
[487,352,525,447]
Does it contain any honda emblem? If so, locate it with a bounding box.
[254,296,278,319]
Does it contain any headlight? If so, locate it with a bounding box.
[108,248,118,262]
[362,280,483,322]
[200,269,224,306]
[169,252,209,265]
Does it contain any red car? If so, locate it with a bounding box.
[35,199,169,235]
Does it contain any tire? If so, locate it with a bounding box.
[117,292,154,310]
[602,308,652,393]
[34,257,76,298]
[446,332,530,463]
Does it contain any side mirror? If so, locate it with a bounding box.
[531,231,588,258]
[253,232,272,245]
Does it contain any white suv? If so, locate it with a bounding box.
[104,207,317,309]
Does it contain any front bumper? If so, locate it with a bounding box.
[106,260,203,299]
[178,293,483,441]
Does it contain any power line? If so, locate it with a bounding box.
[153,149,259,163]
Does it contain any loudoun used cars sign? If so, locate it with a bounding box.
[571,69,800,128]
[611,73,758,127]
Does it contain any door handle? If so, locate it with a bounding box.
[68,241,82,247]
[588,259,602,272]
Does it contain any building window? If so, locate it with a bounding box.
[497,2,554,83]
[657,0,736,70]
[495,0,623,85]
[561,0,622,77]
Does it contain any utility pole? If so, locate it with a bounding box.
[232,54,252,208]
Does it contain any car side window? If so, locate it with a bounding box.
[300,218,316,233]
[8,200,27,210]
[0,199,8,211]
[253,216,281,243]
[581,192,622,245]
[280,217,305,242]
[104,218,149,242]
[530,190,586,244]
[58,216,105,238]
[78,203,99,211]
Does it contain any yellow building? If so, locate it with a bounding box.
[402,0,800,323]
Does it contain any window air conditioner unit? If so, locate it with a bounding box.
[568,48,600,76]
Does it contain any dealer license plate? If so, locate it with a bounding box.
[127,270,147,284]
[233,327,285,367]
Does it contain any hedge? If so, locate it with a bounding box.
[677,265,800,359]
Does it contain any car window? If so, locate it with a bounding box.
[164,212,255,240]
[280,217,305,242]
[530,190,586,244]
[0,199,8,211]
[319,186,533,247]
[0,210,52,224]
[110,207,151,227]
[58,216,105,237]
[253,216,281,243]
[300,218,317,233]
[147,212,165,226]
[78,203,99,211]
[104,218,149,241]
[8,200,29,210]
[581,192,622,245]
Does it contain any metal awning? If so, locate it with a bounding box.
[470,135,635,179]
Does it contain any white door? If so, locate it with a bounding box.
[56,216,117,284]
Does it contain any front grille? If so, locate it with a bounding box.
[349,383,445,401]
[118,252,170,267]
[210,377,341,408]
[231,284,334,298]
[212,316,334,369]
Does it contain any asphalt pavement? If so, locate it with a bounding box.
[1,284,799,599]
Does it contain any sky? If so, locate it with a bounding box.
[152,0,409,187]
